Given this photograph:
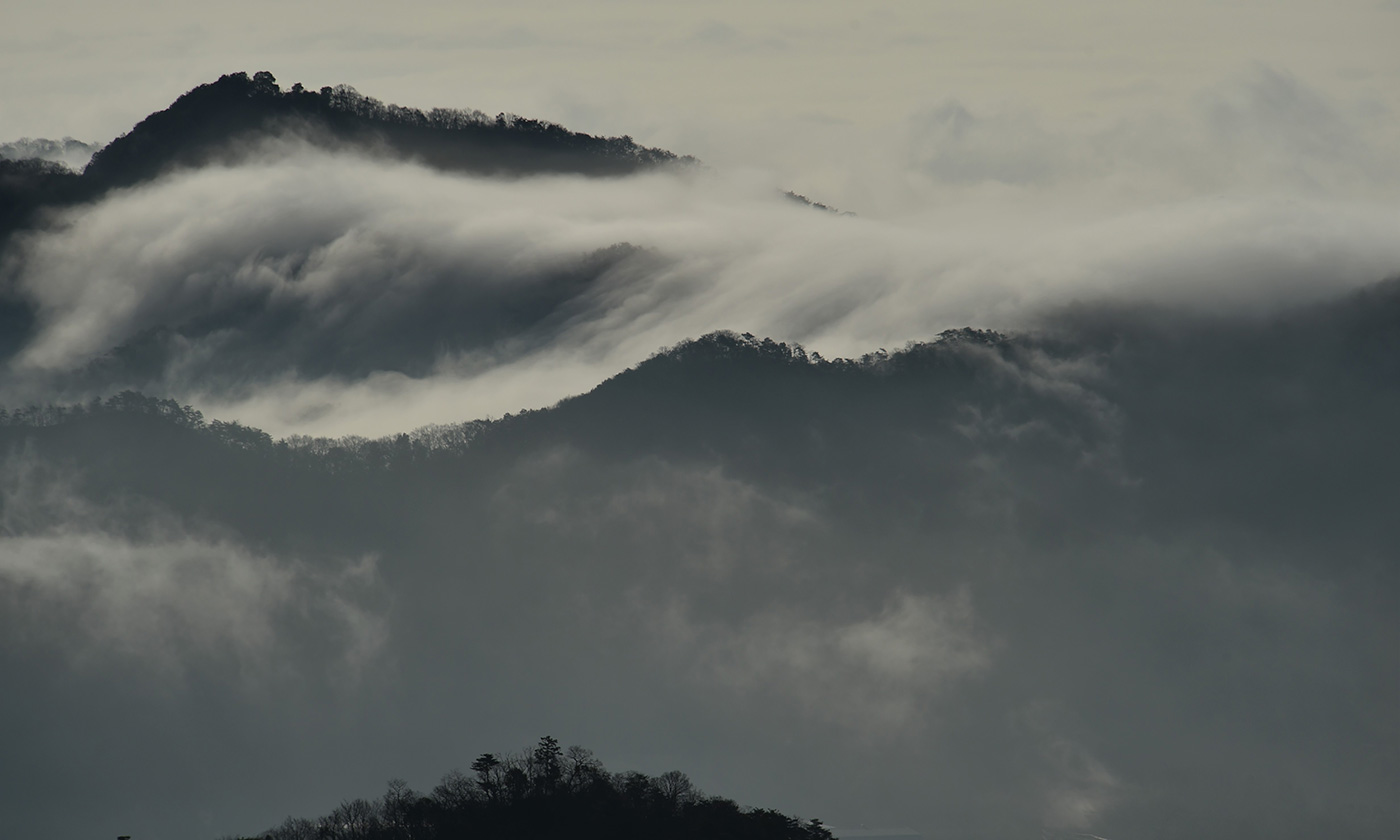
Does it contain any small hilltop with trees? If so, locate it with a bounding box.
[249,737,835,840]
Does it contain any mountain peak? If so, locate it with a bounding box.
[82,71,692,190]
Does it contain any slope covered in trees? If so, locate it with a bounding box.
[251,737,834,840]
[0,71,692,244]
[84,71,690,189]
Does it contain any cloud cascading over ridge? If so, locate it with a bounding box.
[3,71,1397,438]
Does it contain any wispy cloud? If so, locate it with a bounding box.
[0,453,387,689]
[4,126,1396,437]
[650,588,992,735]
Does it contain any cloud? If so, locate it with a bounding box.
[675,21,787,53]
[905,66,1399,199]
[0,452,387,687]
[490,450,819,581]
[2,132,1396,437]
[1038,735,1121,832]
[908,101,1065,186]
[0,137,99,169]
[649,589,991,735]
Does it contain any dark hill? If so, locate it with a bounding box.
[0,71,693,242]
[84,71,691,190]
[248,736,833,840]
[3,277,1395,559]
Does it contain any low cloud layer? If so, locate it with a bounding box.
[651,588,992,735]
[0,454,387,687]
[3,84,1397,437]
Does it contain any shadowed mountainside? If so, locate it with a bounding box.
[6,278,1396,555]
[1,279,1396,840]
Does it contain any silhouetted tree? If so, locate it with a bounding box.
[529,735,563,795]
[470,753,502,802]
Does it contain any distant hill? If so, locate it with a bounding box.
[84,71,692,189]
[0,137,98,168]
[4,276,1395,539]
[0,71,693,242]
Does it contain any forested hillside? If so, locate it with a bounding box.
[248,737,833,840]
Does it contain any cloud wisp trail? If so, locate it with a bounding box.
[3,141,1396,436]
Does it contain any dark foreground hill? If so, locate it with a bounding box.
[248,736,833,840]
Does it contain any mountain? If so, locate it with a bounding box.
[0,71,692,243]
[1,280,1397,838]
[6,278,1396,548]
[0,72,697,382]
[84,71,691,189]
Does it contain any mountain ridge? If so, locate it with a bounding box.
[0,71,694,243]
